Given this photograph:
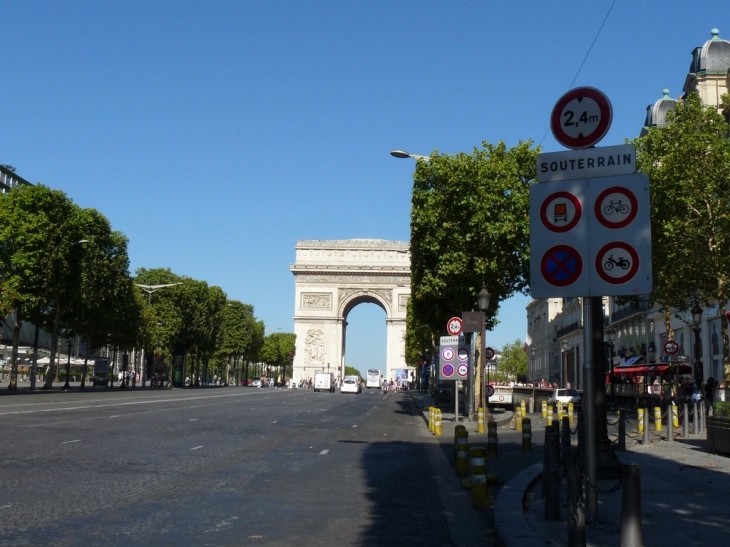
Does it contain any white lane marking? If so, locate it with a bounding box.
[319,450,329,455]
[62,439,81,444]
[190,418,198,422]
[352,425,357,428]
[190,446,204,451]
[110,415,121,418]
[271,420,277,424]
[0,390,264,417]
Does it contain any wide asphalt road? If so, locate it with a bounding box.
[0,386,479,546]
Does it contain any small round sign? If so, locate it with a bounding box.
[664,340,679,355]
[485,347,495,360]
[441,347,455,361]
[550,87,613,149]
[457,364,469,377]
[486,385,495,397]
[446,317,463,336]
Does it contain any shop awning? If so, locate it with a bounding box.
[612,364,692,377]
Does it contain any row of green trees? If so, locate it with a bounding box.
[0,184,294,390]
[406,92,730,382]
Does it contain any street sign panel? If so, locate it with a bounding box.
[660,355,689,363]
[664,340,679,355]
[530,173,652,297]
[550,87,613,149]
[536,144,636,182]
[438,336,471,381]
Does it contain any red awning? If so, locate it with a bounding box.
[612,364,691,377]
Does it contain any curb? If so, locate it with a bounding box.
[493,462,544,547]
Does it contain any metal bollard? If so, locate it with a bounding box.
[541,400,548,418]
[643,405,650,445]
[487,420,498,457]
[434,409,443,436]
[699,401,705,434]
[693,400,699,435]
[477,406,485,433]
[618,410,626,451]
[620,463,643,547]
[455,429,470,476]
[470,446,488,508]
[654,406,662,432]
[667,404,674,442]
[566,447,586,547]
[543,431,561,521]
[522,417,532,452]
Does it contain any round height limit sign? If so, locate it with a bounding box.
[551,87,613,149]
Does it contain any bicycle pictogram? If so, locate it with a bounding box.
[603,254,630,270]
[603,199,629,215]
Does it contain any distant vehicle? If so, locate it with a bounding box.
[366,369,383,389]
[314,372,335,393]
[251,379,262,388]
[549,388,581,406]
[431,380,453,404]
[488,385,514,410]
[341,375,361,394]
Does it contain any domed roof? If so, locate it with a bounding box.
[641,89,678,136]
[684,29,730,94]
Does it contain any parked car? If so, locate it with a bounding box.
[340,375,361,394]
[251,379,262,388]
[548,388,581,406]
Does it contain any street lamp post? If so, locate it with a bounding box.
[606,328,616,407]
[691,303,703,389]
[135,283,183,387]
[477,285,491,420]
[530,348,536,384]
[561,339,569,388]
[63,340,73,390]
[390,149,430,161]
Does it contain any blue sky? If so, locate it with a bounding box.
[1,1,725,373]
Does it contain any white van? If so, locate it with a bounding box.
[314,372,335,393]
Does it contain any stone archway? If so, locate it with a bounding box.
[290,239,411,384]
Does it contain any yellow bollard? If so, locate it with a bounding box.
[520,399,527,417]
[515,407,523,432]
[477,406,485,433]
[470,446,488,507]
[522,417,532,452]
[454,424,466,459]
[487,420,498,457]
[429,407,434,433]
[455,429,470,476]
[672,403,679,429]
[654,406,662,432]
[435,409,443,436]
[638,407,644,435]
[541,400,548,419]
[557,401,564,421]
[547,404,554,425]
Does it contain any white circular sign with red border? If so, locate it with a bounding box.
[594,186,638,229]
[595,242,640,284]
[540,191,582,233]
[457,364,469,376]
[446,317,463,336]
[550,87,613,149]
[457,348,469,361]
[664,340,679,355]
[441,347,455,361]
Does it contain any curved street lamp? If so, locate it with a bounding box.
[477,285,491,419]
[390,149,430,162]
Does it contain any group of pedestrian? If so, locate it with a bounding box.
[117,370,138,387]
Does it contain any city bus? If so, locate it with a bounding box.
[366,369,383,389]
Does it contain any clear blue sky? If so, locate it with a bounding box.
[1,1,725,373]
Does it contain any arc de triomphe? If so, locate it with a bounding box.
[290,239,411,383]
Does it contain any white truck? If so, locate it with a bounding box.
[314,372,335,393]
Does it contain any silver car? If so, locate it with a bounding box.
[548,388,581,406]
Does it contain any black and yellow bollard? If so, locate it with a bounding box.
[469,446,488,508]
[520,399,527,418]
[454,424,466,459]
[568,402,575,426]
[672,402,679,429]
[515,407,523,432]
[547,404,554,425]
[637,407,644,436]
[477,406,485,433]
[654,405,662,432]
[541,400,548,418]
[522,417,532,452]
[487,420,498,457]
[455,428,470,476]
[434,408,443,436]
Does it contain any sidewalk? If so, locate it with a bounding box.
[498,418,730,547]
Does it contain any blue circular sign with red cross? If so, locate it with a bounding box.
[541,245,583,287]
[442,364,455,377]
